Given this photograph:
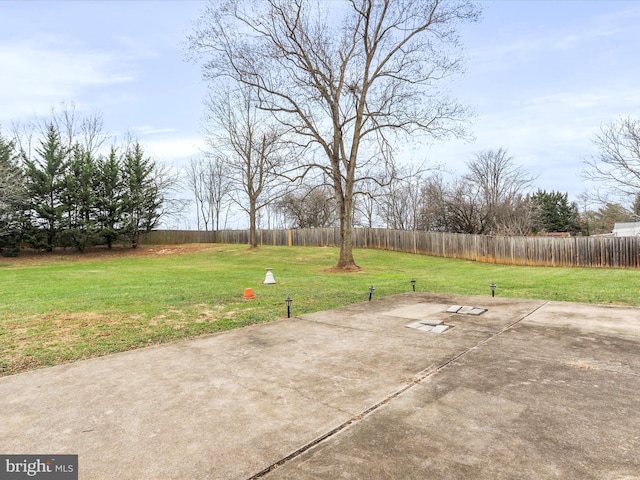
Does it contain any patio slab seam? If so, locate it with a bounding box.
[246,301,550,479]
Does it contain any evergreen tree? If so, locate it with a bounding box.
[121,142,161,248]
[61,144,99,251]
[95,146,124,249]
[532,190,582,235]
[0,130,27,255]
[25,124,68,250]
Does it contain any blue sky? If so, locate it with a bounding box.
[1,0,640,225]
[436,0,640,203]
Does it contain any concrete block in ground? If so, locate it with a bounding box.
[431,325,450,333]
[405,321,424,329]
[419,319,443,326]
[417,325,435,332]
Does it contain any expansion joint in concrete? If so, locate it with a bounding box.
[246,301,550,479]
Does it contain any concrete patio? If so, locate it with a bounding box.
[1,293,638,479]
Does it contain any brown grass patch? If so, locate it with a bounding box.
[1,244,218,267]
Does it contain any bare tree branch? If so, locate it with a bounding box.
[582,117,640,204]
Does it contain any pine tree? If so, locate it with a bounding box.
[61,144,99,251]
[0,130,26,255]
[532,190,582,235]
[25,124,68,250]
[121,142,161,248]
[95,147,124,249]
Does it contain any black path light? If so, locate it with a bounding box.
[368,285,375,301]
[490,283,497,297]
[285,296,292,318]
[411,279,416,292]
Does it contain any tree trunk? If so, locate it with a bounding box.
[336,194,358,270]
[249,200,258,248]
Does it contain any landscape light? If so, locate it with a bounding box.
[368,285,375,301]
[285,296,292,318]
[411,279,416,292]
[490,283,497,297]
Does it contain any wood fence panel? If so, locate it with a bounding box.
[140,229,640,269]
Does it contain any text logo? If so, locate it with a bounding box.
[0,455,77,480]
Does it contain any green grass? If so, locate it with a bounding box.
[1,244,639,377]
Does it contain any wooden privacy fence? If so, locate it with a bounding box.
[140,228,640,269]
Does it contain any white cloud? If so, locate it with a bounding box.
[133,127,180,136]
[552,25,620,51]
[139,136,206,164]
[467,3,640,78]
[446,3,640,202]
[0,34,139,124]
[419,78,640,201]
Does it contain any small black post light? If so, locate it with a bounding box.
[490,283,496,297]
[411,279,416,292]
[368,285,375,301]
[285,296,292,318]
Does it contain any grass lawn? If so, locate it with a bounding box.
[1,243,639,377]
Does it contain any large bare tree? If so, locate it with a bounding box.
[50,102,109,155]
[205,85,289,247]
[0,130,26,254]
[0,131,22,210]
[417,150,536,234]
[582,117,640,206]
[188,0,479,269]
[185,155,231,231]
[353,178,382,228]
[379,164,429,230]
[463,148,536,234]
